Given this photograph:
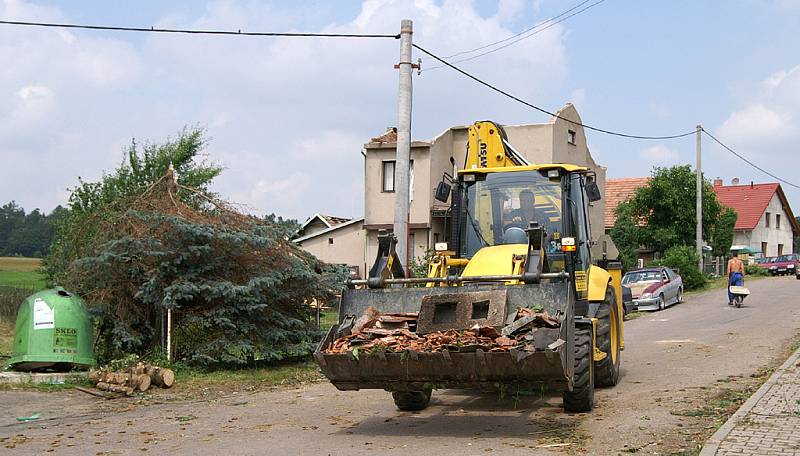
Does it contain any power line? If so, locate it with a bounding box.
[426,0,606,71]
[413,43,696,140]
[0,19,400,39]
[701,129,800,190]
[444,0,594,59]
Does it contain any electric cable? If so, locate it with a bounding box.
[426,0,606,71]
[444,0,594,59]
[414,43,697,140]
[702,129,800,189]
[0,19,400,38]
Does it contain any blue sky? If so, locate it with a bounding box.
[2,0,799,220]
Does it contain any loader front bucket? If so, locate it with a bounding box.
[314,282,575,392]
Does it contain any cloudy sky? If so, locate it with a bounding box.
[2,0,799,221]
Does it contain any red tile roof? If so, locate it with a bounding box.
[712,183,798,232]
[604,178,651,228]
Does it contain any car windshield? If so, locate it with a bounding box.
[622,270,662,284]
[460,170,562,259]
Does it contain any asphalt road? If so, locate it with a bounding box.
[2,276,799,455]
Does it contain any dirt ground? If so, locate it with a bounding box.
[1,276,799,455]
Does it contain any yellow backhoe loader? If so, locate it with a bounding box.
[314,121,623,412]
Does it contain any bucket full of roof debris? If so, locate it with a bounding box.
[314,282,573,392]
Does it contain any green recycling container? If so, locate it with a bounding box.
[7,287,95,371]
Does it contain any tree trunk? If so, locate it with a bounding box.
[96,382,134,396]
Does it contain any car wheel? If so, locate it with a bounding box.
[657,294,665,310]
[676,288,683,304]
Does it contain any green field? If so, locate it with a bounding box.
[0,257,46,290]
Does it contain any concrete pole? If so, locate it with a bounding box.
[696,125,703,272]
[393,19,413,274]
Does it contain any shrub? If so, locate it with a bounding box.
[652,245,706,290]
[745,263,769,277]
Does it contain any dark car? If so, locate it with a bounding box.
[765,254,799,276]
[621,285,635,315]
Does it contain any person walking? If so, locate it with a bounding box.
[727,256,745,305]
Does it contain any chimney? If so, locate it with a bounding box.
[713,178,723,187]
[731,177,740,185]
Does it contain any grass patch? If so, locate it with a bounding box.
[0,375,92,392]
[0,319,14,362]
[320,310,338,332]
[0,271,46,290]
[685,274,768,297]
[176,361,322,391]
[624,311,645,322]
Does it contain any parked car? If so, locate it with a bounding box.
[621,285,635,315]
[764,254,799,276]
[622,267,683,311]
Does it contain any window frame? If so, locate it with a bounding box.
[381,160,395,193]
[567,129,577,145]
[765,211,771,227]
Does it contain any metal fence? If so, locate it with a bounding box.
[703,256,729,277]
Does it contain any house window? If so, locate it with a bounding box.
[409,232,416,262]
[765,212,771,227]
[776,214,781,229]
[778,244,784,256]
[762,242,768,257]
[567,130,576,145]
[381,160,413,197]
[328,238,334,245]
[382,161,395,192]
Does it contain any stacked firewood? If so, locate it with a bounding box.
[323,306,560,355]
[88,362,175,396]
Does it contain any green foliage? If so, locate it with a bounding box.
[0,202,66,257]
[651,245,705,290]
[45,128,222,285]
[745,263,769,277]
[711,208,738,256]
[609,201,639,271]
[410,249,435,278]
[610,166,736,270]
[795,216,800,253]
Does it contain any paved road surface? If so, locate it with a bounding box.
[2,276,799,455]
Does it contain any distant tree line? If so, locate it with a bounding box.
[0,202,68,258]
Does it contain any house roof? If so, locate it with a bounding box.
[298,213,352,233]
[292,217,364,243]
[604,178,651,228]
[712,183,800,234]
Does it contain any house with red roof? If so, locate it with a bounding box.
[712,179,799,257]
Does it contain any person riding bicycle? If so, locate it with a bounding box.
[727,256,745,306]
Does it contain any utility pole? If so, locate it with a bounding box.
[696,124,703,272]
[393,19,413,274]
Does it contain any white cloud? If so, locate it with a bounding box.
[0,0,570,219]
[718,103,790,143]
[638,145,679,166]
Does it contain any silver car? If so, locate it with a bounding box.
[622,267,684,311]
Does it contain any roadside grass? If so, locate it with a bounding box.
[685,274,769,298]
[624,311,645,322]
[175,361,322,392]
[0,319,14,362]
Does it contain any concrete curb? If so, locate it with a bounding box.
[0,371,87,384]
[699,344,800,455]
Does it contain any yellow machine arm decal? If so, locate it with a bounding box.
[465,121,528,170]
[587,265,611,302]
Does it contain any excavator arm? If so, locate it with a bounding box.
[465,121,530,170]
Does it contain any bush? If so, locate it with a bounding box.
[652,245,706,290]
[745,263,769,277]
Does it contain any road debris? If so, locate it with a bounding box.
[323,306,560,354]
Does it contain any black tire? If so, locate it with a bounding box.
[392,389,432,411]
[563,326,594,412]
[676,288,683,304]
[734,296,743,308]
[593,288,621,387]
[657,294,665,310]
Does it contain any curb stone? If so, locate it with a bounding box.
[699,344,800,455]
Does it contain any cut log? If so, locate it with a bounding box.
[151,368,175,388]
[130,374,151,392]
[96,382,134,396]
